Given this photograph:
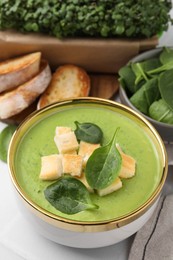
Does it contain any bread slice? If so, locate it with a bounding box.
[0,60,51,119]
[37,64,90,109]
[0,52,41,93]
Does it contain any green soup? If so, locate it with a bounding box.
[14,101,163,222]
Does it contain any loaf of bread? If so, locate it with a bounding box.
[38,64,90,109]
[0,60,51,119]
[0,52,41,93]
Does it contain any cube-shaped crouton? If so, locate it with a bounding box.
[78,141,100,166]
[116,144,136,178]
[55,126,72,136]
[62,154,83,177]
[54,131,79,154]
[97,177,122,196]
[39,154,63,180]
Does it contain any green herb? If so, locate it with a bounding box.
[74,121,103,144]
[130,78,160,114]
[85,128,122,190]
[44,176,98,215]
[149,99,173,124]
[0,125,17,162]
[159,69,173,111]
[0,1,172,39]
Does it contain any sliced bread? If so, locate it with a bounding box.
[0,52,41,93]
[0,60,51,119]
[37,64,90,109]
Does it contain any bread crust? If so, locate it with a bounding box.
[0,52,41,93]
[0,60,51,119]
[38,64,90,109]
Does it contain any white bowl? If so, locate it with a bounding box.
[8,98,167,248]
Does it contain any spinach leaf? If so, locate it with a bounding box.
[147,55,173,75]
[131,62,148,85]
[85,128,122,190]
[131,58,161,85]
[159,69,173,111]
[140,58,161,72]
[44,176,98,215]
[118,65,136,93]
[130,78,160,114]
[159,47,173,65]
[149,99,173,124]
[74,121,103,144]
[0,125,17,162]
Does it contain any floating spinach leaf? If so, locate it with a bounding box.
[44,176,98,215]
[149,99,173,124]
[159,69,173,111]
[159,47,173,65]
[0,124,17,162]
[85,128,122,190]
[130,77,160,114]
[74,121,103,144]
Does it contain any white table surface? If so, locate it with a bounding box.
[0,4,173,259]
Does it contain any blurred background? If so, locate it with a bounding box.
[159,0,173,46]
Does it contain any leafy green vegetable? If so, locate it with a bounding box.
[147,60,173,75]
[118,65,136,94]
[85,128,122,190]
[130,78,160,114]
[74,121,103,144]
[0,125,17,162]
[0,1,172,38]
[159,69,173,111]
[131,58,161,85]
[44,176,98,215]
[131,62,149,85]
[160,47,173,65]
[118,47,173,126]
[147,49,173,74]
[149,99,173,124]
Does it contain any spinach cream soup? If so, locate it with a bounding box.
[14,102,162,222]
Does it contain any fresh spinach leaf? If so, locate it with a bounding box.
[159,47,173,65]
[131,58,161,85]
[118,65,136,93]
[149,99,173,124]
[74,121,103,144]
[159,69,173,111]
[147,57,173,75]
[130,78,160,114]
[44,176,98,215]
[85,128,122,190]
[131,62,149,85]
[141,58,161,72]
[0,124,17,162]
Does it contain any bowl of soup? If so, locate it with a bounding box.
[8,97,167,248]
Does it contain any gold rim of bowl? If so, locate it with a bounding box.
[8,97,168,232]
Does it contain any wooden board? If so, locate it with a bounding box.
[89,74,119,99]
